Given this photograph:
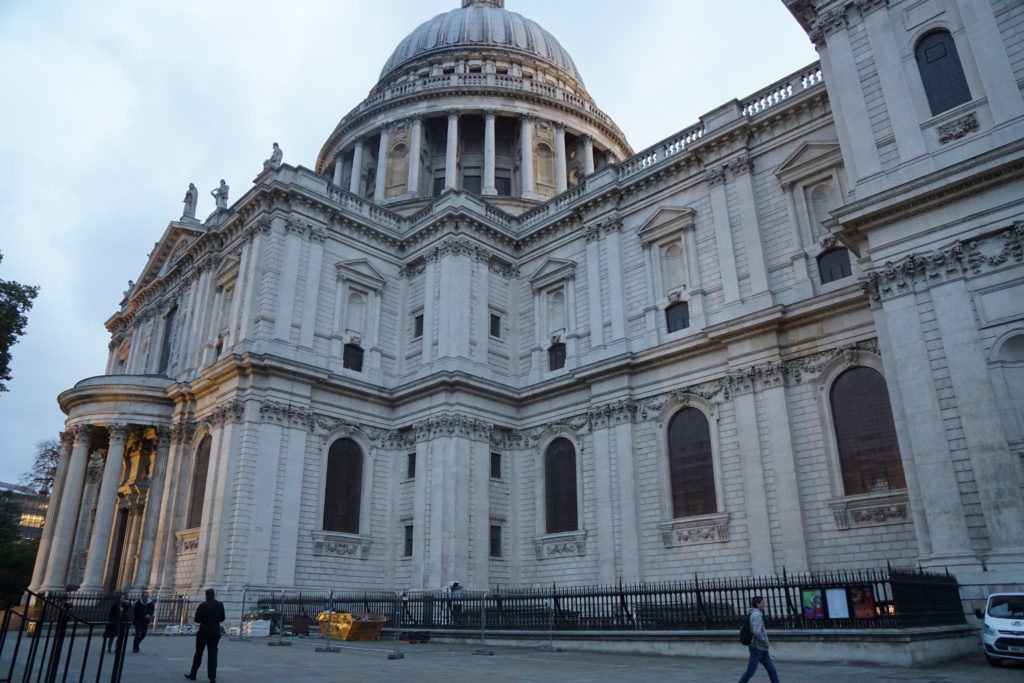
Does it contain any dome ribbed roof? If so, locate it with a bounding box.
[379,2,584,85]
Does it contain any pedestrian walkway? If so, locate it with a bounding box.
[114,634,1020,682]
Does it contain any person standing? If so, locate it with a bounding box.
[738,596,781,683]
[132,591,155,653]
[102,594,124,654]
[185,588,225,682]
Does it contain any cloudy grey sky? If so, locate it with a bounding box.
[0,0,817,485]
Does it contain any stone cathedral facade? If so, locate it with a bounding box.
[33,0,1024,602]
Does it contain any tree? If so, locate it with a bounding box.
[0,251,40,392]
[21,439,60,495]
[0,491,38,602]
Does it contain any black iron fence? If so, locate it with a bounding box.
[250,566,964,636]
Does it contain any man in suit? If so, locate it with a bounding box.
[184,588,225,682]
[132,591,155,652]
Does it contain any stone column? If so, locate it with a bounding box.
[602,221,626,344]
[519,115,534,197]
[590,424,616,584]
[759,378,809,571]
[445,111,460,190]
[705,166,741,307]
[42,426,93,592]
[733,391,775,575]
[79,424,129,591]
[67,452,105,585]
[585,229,604,351]
[554,123,568,194]
[729,155,770,302]
[349,139,364,195]
[374,127,390,202]
[482,111,497,195]
[407,116,423,196]
[582,135,595,176]
[273,219,303,341]
[154,430,192,590]
[133,427,171,589]
[29,432,74,591]
[332,154,344,186]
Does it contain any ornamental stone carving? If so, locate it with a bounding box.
[703,166,726,187]
[412,414,493,442]
[659,513,730,548]
[312,531,372,559]
[199,400,246,429]
[809,6,848,44]
[937,113,979,144]
[169,420,196,445]
[588,399,638,429]
[175,529,200,554]
[86,452,106,484]
[71,425,94,448]
[728,155,753,176]
[534,531,587,559]
[828,491,909,530]
[853,0,887,16]
[107,424,130,444]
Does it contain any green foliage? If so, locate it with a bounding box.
[0,491,38,603]
[0,250,39,392]
[20,439,60,494]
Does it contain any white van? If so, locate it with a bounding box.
[974,593,1024,667]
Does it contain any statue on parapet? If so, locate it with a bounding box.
[263,142,283,170]
[211,179,229,210]
[182,182,199,220]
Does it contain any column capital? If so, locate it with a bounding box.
[552,121,567,131]
[71,424,93,446]
[107,423,130,444]
[580,133,594,143]
[154,425,172,446]
[482,109,497,119]
[60,431,75,449]
[446,109,461,119]
[520,113,537,123]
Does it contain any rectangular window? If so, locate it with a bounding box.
[158,306,177,374]
[490,452,501,479]
[413,313,424,339]
[407,452,416,479]
[489,313,501,338]
[342,344,364,372]
[404,525,414,557]
[433,176,445,197]
[463,175,482,194]
[489,524,502,558]
[495,176,512,196]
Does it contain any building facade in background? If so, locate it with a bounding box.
[31,0,1023,606]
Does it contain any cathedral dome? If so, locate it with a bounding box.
[379,0,584,87]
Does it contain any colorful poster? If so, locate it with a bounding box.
[801,589,824,619]
[851,587,876,619]
[825,588,849,619]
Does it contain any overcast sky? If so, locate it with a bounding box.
[0,0,817,485]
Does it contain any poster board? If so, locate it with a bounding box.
[825,588,849,619]
[801,589,824,619]
[851,587,876,619]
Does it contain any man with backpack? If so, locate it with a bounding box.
[738,596,781,683]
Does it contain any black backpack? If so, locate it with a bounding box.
[739,611,753,645]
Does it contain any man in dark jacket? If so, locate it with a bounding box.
[132,591,155,652]
[184,588,225,682]
[738,596,781,683]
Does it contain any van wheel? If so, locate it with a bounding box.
[985,654,1002,667]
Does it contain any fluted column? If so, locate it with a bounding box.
[349,139,364,195]
[332,154,343,186]
[582,135,595,175]
[519,115,534,197]
[41,426,92,592]
[482,111,497,195]
[406,116,423,197]
[554,123,567,193]
[31,432,74,591]
[374,127,390,202]
[445,111,460,190]
[79,424,129,591]
[133,427,170,588]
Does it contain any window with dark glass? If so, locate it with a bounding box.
[187,435,212,529]
[915,30,971,116]
[667,408,716,518]
[414,313,424,339]
[818,248,852,284]
[665,302,690,333]
[490,313,501,338]
[830,367,906,495]
[548,343,566,371]
[544,437,578,533]
[323,438,363,533]
[490,452,501,479]
[463,175,482,194]
[495,176,512,196]
[406,452,416,479]
[433,176,445,197]
[158,306,177,374]
[490,524,502,557]
[343,343,364,372]
[404,525,413,557]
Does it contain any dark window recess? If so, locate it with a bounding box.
[495,177,512,196]
[548,343,566,371]
[667,408,716,518]
[433,176,445,197]
[414,314,424,338]
[343,344,364,372]
[830,367,907,495]
[404,525,414,556]
[490,314,502,338]
[490,524,502,557]
[323,438,363,533]
[463,175,482,194]
[490,452,501,479]
[665,301,690,333]
[818,248,852,284]
[187,435,212,529]
[915,30,971,116]
[544,437,578,533]
[158,306,177,374]
[406,452,416,479]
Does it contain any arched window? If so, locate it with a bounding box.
[548,342,566,371]
[810,184,832,238]
[547,290,565,332]
[343,343,364,372]
[346,292,366,334]
[830,367,906,495]
[915,30,971,116]
[544,437,578,533]
[665,302,690,333]
[818,248,852,284]
[667,408,716,518]
[323,438,363,533]
[661,243,686,291]
[187,435,211,529]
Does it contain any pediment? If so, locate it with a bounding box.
[136,222,207,288]
[775,141,842,183]
[636,206,696,244]
[335,258,386,291]
[529,258,576,290]
[213,255,240,287]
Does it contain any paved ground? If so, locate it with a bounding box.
[96,634,1022,682]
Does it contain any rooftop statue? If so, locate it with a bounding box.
[264,142,283,170]
[182,182,198,221]
[211,179,229,210]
